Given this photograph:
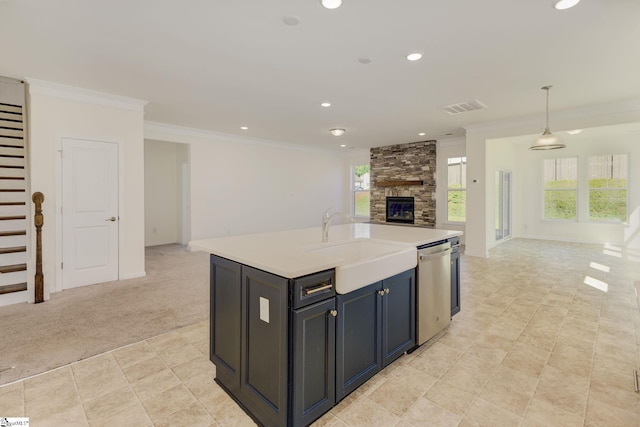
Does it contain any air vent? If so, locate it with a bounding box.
[442,99,487,115]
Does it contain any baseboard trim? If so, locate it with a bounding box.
[120,272,146,280]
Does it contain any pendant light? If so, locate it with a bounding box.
[529,85,566,150]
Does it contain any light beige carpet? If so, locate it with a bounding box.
[0,244,210,385]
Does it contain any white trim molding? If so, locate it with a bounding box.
[25,78,148,111]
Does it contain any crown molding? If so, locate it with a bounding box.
[144,121,344,155]
[25,77,147,111]
[464,98,640,135]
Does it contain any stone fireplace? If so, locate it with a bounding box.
[370,141,436,227]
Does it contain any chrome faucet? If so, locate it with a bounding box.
[322,208,354,242]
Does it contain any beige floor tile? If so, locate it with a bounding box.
[407,352,456,379]
[463,341,508,366]
[439,359,492,394]
[147,331,188,352]
[155,401,215,427]
[24,368,81,419]
[88,401,152,427]
[131,368,182,401]
[112,341,157,369]
[585,396,637,427]
[0,382,24,416]
[82,385,138,421]
[387,364,437,395]
[122,355,168,384]
[368,377,425,417]
[182,371,220,400]
[547,341,594,378]
[436,331,474,353]
[199,390,258,426]
[534,365,590,415]
[459,397,522,427]
[590,364,636,392]
[424,379,477,416]
[141,383,196,423]
[522,397,584,427]
[588,381,640,413]
[337,396,399,427]
[177,321,209,344]
[402,396,461,427]
[172,354,217,382]
[73,362,130,402]
[310,412,349,426]
[478,365,538,417]
[500,341,549,379]
[157,342,204,368]
[71,354,119,378]
[28,403,88,427]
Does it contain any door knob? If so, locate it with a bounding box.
[105,217,117,222]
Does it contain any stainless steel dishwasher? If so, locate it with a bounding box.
[416,240,452,345]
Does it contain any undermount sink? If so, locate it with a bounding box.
[305,239,418,294]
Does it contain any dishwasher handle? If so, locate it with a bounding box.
[419,247,452,262]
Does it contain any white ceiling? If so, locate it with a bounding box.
[1,0,639,150]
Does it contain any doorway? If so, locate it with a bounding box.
[61,138,119,289]
[144,140,190,246]
[495,170,512,242]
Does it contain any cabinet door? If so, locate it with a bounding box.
[241,266,289,427]
[336,282,382,401]
[210,255,242,392]
[450,248,460,316]
[292,299,336,427]
[381,269,415,367]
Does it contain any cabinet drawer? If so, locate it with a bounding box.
[291,269,335,309]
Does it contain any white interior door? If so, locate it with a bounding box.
[62,139,119,289]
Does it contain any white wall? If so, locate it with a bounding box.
[27,79,146,300]
[436,138,466,244]
[144,140,188,246]
[464,98,640,257]
[486,137,518,248]
[145,123,347,241]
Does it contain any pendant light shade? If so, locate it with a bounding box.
[529,86,566,150]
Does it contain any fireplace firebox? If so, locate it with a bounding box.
[386,197,414,224]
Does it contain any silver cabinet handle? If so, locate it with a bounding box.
[329,310,337,317]
[105,217,116,222]
[305,283,332,295]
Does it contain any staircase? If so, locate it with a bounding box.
[0,101,28,305]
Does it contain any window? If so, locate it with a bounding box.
[447,157,466,222]
[353,165,370,217]
[588,154,628,222]
[543,157,577,220]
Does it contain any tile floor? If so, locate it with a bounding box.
[1,238,640,426]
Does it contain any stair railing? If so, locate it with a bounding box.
[32,191,44,303]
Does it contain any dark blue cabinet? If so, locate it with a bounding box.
[336,270,415,401]
[292,298,336,426]
[335,282,383,401]
[381,269,416,366]
[241,266,289,427]
[210,256,242,393]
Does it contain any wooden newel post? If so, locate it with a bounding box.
[32,192,44,303]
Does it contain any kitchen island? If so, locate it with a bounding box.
[190,223,462,427]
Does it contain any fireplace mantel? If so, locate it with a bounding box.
[376,180,423,187]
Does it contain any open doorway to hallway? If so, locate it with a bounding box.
[144,140,190,246]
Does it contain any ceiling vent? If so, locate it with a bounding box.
[442,99,487,115]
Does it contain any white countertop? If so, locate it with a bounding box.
[189,223,462,279]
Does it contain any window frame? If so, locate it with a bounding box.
[446,156,467,223]
[587,153,629,224]
[542,157,578,222]
[351,164,370,219]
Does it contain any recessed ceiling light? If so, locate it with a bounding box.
[282,15,300,26]
[406,52,423,61]
[321,102,331,107]
[566,129,583,135]
[418,132,426,136]
[240,126,248,130]
[553,0,581,10]
[340,144,346,148]
[358,57,372,65]
[321,0,342,9]
[330,128,345,136]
